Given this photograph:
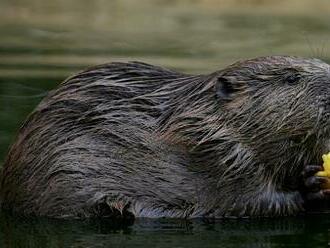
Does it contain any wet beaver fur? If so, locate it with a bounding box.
[1,55,330,219]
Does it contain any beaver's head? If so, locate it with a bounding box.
[214,55,330,179]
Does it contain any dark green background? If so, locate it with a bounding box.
[1,0,330,247]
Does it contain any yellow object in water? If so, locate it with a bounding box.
[315,152,330,188]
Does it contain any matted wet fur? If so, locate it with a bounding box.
[1,56,330,219]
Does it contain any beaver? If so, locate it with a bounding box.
[1,55,330,219]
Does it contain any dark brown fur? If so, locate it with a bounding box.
[1,56,330,218]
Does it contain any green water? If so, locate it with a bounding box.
[1,0,330,247]
[0,214,329,248]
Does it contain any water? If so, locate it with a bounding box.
[1,0,330,247]
[0,214,329,248]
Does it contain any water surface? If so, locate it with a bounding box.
[0,214,329,248]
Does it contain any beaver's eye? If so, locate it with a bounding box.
[285,73,301,85]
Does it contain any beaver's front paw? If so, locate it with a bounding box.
[302,165,330,201]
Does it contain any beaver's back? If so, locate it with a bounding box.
[0,62,199,218]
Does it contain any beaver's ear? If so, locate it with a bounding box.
[214,76,237,101]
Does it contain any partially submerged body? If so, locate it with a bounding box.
[1,56,330,218]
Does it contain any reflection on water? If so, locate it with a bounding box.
[0,213,329,248]
[0,0,330,247]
